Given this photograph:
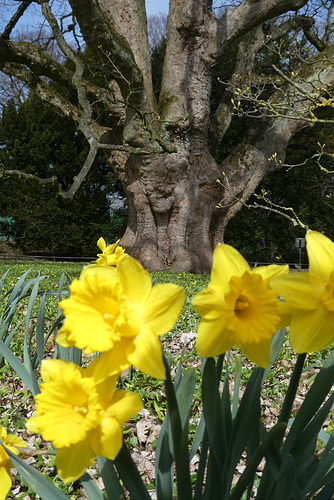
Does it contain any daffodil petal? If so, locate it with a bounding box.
[271,273,321,309]
[27,363,101,448]
[88,341,132,381]
[289,306,334,353]
[211,244,249,289]
[90,373,119,403]
[58,271,121,353]
[117,257,152,305]
[0,444,8,466]
[81,264,117,280]
[253,264,289,283]
[105,240,120,256]
[94,416,122,460]
[237,337,272,368]
[107,390,143,423]
[144,284,184,334]
[0,464,12,500]
[192,283,225,320]
[56,436,96,483]
[277,301,294,329]
[40,359,82,383]
[196,317,233,358]
[127,327,166,379]
[97,237,106,252]
[306,230,334,282]
[5,434,27,452]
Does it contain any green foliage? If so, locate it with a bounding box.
[0,95,126,256]
[151,36,166,101]
[225,122,334,264]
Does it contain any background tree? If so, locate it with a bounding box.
[225,120,334,264]
[1,0,334,272]
[0,94,126,256]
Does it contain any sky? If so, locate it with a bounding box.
[1,0,170,29]
[146,0,169,16]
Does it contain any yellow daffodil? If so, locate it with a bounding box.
[96,237,127,265]
[57,256,185,379]
[0,427,27,500]
[271,230,334,353]
[192,244,289,368]
[26,358,142,483]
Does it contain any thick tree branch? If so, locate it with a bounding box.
[68,0,147,106]
[211,25,265,149]
[217,0,309,53]
[0,38,126,122]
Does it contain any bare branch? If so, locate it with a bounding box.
[216,178,308,229]
[217,0,309,53]
[0,1,33,41]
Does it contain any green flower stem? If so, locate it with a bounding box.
[216,353,225,385]
[163,355,192,500]
[278,353,307,428]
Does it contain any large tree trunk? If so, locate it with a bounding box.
[113,145,223,273]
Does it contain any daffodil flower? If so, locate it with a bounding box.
[271,230,334,353]
[26,358,142,483]
[57,256,185,379]
[0,427,27,500]
[96,237,127,265]
[192,244,289,368]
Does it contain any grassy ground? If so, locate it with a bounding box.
[0,260,333,499]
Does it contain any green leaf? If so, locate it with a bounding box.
[1,442,68,500]
[230,422,287,500]
[189,414,205,462]
[113,443,151,500]
[0,339,39,395]
[162,355,192,500]
[226,367,263,476]
[155,425,174,500]
[81,472,106,500]
[283,349,334,456]
[97,456,125,500]
[202,357,226,466]
[201,357,228,498]
[35,292,46,366]
[232,354,242,419]
[272,454,296,500]
[0,268,10,296]
[303,432,334,497]
[313,476,334,499]
[262,329,286,384]
[175,368,196,429]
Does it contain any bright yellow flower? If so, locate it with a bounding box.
[192,244,289,368]
[57,256,185,379]
[0,427,27,500]
[96,237,127,265]
[26,358,142,483]
[271,230,334,353]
